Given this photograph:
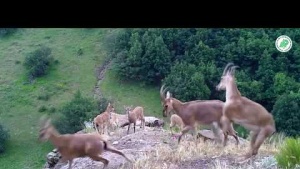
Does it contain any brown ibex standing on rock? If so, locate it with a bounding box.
[93,103,115,135]
[160,85,239,144]
[216,63,276,161]
[38,116,132,169]
[124,106,145,134]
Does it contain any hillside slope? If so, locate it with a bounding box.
[0,28,109,169]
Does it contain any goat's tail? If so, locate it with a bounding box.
[103,141,133,163]
[120,122,130,128]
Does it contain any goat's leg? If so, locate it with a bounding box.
[127,123,131,134]
[178,125,194,144]
[228,123,239,146]
[68,159,73,169]
[220,115,231,146]
[90,155,109,169]
[211,122,222,144]
[248,125,275,159]
[133,122,136,133]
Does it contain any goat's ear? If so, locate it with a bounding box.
[45,118,51,128]
[166,91,171,99]
[39,115,48,127]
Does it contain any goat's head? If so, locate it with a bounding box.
[216,63,239,91]
[38,116,53,142]
[106,102,115,113]
[124,105,133,114]
[160,85,173,117]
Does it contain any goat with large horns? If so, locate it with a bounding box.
[160,85,239,145]
[216,62,276,162]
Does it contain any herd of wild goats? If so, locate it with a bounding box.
[38,63,276,169]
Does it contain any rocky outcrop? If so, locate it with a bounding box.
[43,116,165,169]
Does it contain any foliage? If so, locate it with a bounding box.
[53,90,96,134]
[53,90,112,134]
[0,28,17,38]
[106,28,300,138]
[23,46,54,80]
[0,124,10,154]
[275,137,300,169]
[272,92,300,137]
[163,61,210,102]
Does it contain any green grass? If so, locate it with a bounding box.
[0,28,109,169]
[100,67,164,119]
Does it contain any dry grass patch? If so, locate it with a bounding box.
[131,134,281,169]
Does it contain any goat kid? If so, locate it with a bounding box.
[124,106,145,134]
[38,116,132,169]
[93,102,115,135]
[109,112,120,131]
[160,85,239,145]
[169,114,185,134]
[216,63,276,161]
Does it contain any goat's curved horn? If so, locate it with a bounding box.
[222,62,234,76]
[229,65,239,75]
[160,84,168,101]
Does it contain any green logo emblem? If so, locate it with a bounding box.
[275,35,292,52]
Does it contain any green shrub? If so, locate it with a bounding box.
[38,105,47,112]
[0,28,17,38]
[48,106,56,114]
[272,92,300,137]
[162,62,210,102]
[234,125,249,139]
[23,46,54,80]
[275,137,300,169]
[0,124,10,153]
[15,60,21,64]
[37,93,50,101]
[53,90,97,134]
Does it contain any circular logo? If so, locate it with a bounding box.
[275,35,292,52]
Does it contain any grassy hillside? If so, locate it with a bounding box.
[0,28,164,169]
[100,67,164,118]
[0,28,109,169]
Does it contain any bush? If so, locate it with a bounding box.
[275,137,300,169]
[53,90,97,134]
[0,124,10,153]
[272,92,300,137]
[162,62,210,102]
[38,105,47,112]
[0,28,17,38]
[23,46,54,80]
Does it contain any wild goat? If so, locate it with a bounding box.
[93,102,115,135]
[169,114,185,134]
[109,112,119,131]
[160,85,239,144]
[216,63,276,161]
[124,106,145,134]
[38,116,132,169]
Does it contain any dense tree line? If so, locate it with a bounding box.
[105,28,300,137]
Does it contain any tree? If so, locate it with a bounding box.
[272,92,300,137]
[163,62,210,102]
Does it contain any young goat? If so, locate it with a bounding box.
[216,63,276,161]
[124,106,145,134]
[93,102,115,135]
[169,114,185,134]
[38,116,132,169]
[109,112,120,131]
[160,85,239,145]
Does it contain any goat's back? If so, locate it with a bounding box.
[60,133,106,157]
[183,100,224,124]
